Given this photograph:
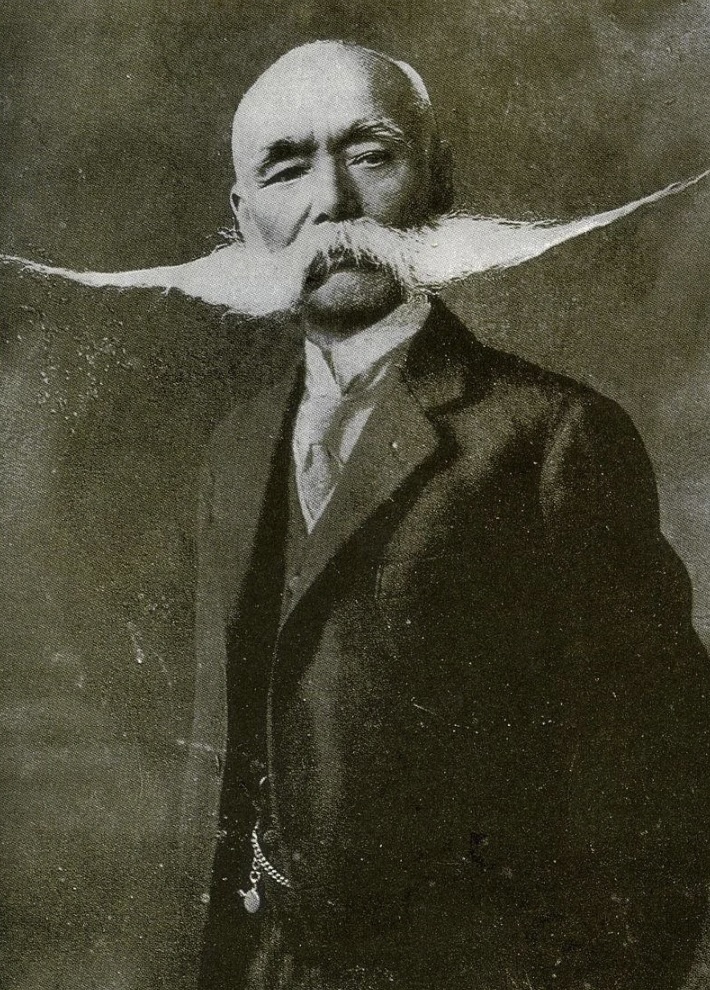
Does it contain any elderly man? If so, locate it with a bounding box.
[182,41,710,990]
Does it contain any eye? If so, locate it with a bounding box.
[349,148,393,168]
[261,163,310,187]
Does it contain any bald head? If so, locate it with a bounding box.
[231,42,438,181]
[228,41,452,333]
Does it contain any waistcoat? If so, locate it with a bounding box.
[199,421,313,989]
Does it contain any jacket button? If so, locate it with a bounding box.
[200,892,210,905]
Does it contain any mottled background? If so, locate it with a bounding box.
[1,2,709,988]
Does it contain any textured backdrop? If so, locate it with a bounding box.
[1,2,709,987]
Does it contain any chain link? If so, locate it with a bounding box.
[250,826,292,888]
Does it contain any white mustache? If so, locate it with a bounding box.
[2,169,708,315]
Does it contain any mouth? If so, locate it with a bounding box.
[304,253,379,289]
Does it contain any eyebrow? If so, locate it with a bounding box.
[336,118,409,148]
[255,137,318,175]
[254,118,411,175]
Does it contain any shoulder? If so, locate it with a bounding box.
[428,298,622,422]
[205,395,252,461]
[478,343,658,515]
[204,330,302,470]
[438,305,658,507]
[449,318,641,457]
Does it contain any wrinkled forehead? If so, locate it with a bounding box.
[232,45,432,177]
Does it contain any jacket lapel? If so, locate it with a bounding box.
[281,300,482,623]
[210,355,302,625]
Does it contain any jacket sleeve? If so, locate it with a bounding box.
[538,392,710,989]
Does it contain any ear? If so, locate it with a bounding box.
[429,138,454,214]
[229,182,265,246]
[229,183,244,242]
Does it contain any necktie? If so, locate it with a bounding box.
[299,437,342,524]
[294,321,421,531]
[297,384,345,527]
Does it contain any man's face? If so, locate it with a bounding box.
[231,46,436,328]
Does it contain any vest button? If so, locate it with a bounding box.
[287,573,302,592]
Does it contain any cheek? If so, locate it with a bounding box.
[358,168,431,228]
[251,207,298,252]
[241,190,309,251]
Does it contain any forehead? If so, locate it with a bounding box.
[232,48,427,173]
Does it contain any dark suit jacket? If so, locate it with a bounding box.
[182,300,710,990]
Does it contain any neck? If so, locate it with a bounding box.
[301,297,405,351]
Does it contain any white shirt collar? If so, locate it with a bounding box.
[303,294,432,395]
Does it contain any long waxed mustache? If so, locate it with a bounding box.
[1,169,708,315]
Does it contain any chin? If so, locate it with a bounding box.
[302,269,404,329]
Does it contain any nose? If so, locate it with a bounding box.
[310,157,362,225]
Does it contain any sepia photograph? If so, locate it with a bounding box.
[1,3,710,988]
